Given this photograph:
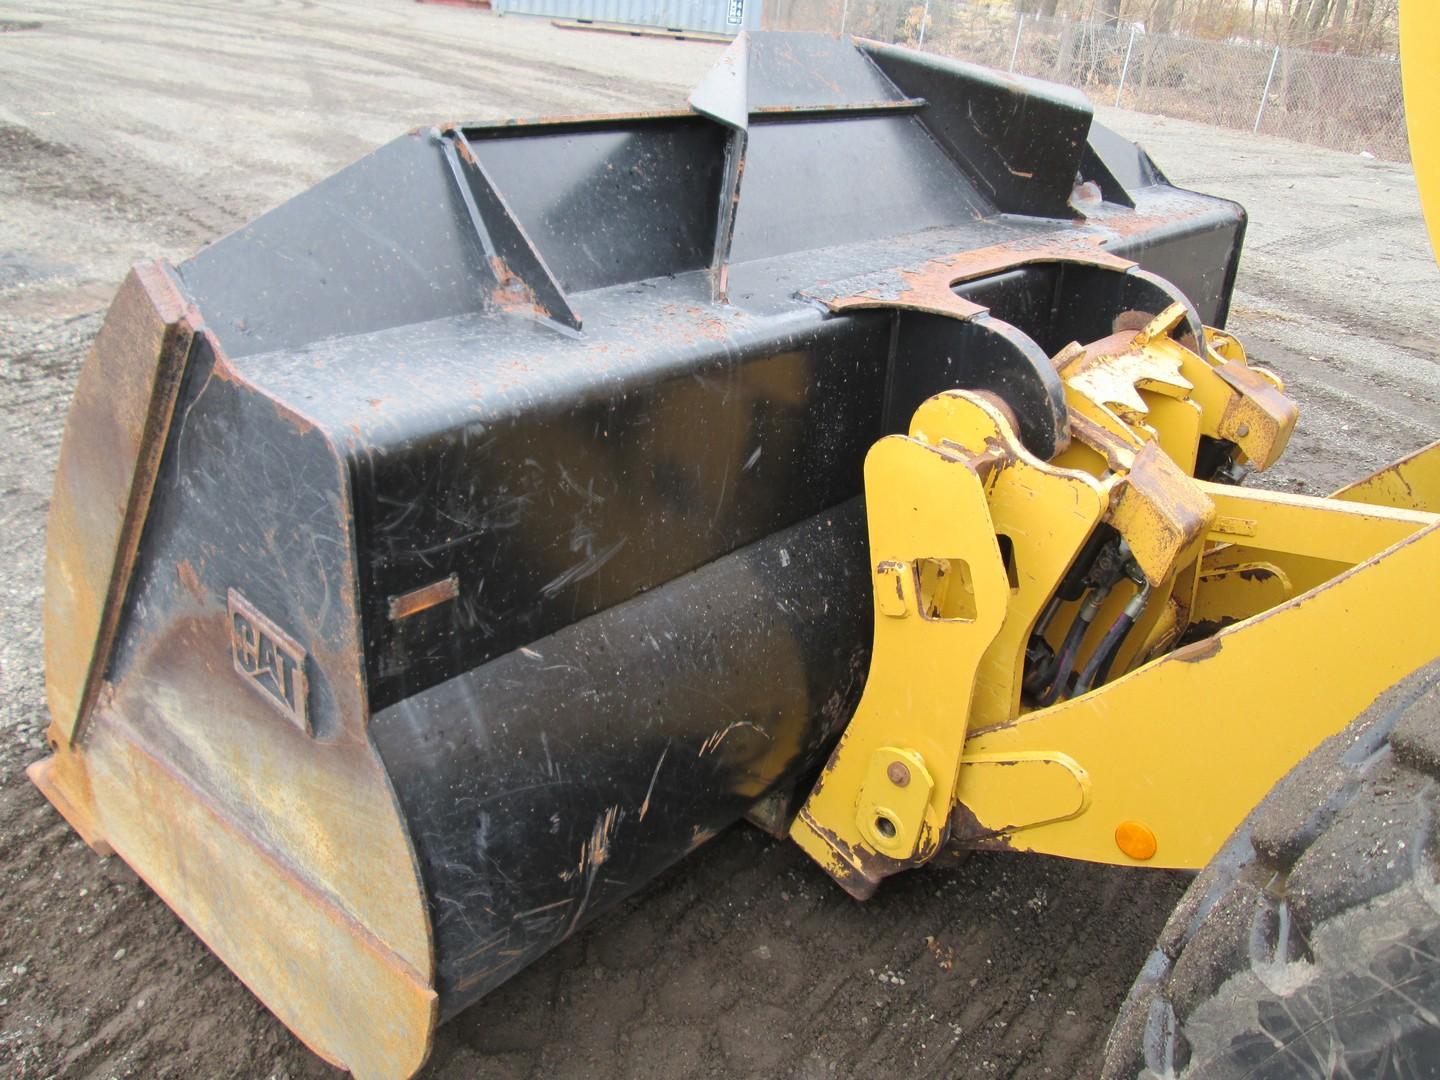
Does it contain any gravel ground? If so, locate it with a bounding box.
[0,4,1436,1079]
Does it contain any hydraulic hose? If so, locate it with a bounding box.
[1033,584,1110,707]
[1071,579,1153,698]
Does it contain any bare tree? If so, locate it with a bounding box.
[1010,0,1394,54]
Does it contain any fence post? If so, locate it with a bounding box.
[917,0,930,46]
[1254,45,1280,133]
[1008,13,1025,73]
[1114,24,1138,107]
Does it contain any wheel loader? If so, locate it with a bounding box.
[26,7,1440,1078]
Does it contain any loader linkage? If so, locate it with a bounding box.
[793,305,1440,896]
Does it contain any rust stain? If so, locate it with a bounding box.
[947,800,1018,852]
[124,728,429,981]
[388,574,460,621]
[682,304,734,343]
[488,256,549,321]
[821,240,1135,319]
[26,753,111,856]
[44,261,202,747]
[1089,195,1244,244]
[487,108,693,129]
[212,346,319,437]
[176,560,206,604]
[449,128,477,165]
[794,813,882,900]
[75,728,436,1075]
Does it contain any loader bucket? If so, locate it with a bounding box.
[30,32,1250,1079]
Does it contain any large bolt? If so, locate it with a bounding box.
[887,761,911,787]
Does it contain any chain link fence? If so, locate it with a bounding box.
[763,0,1408,161]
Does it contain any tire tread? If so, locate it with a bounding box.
[1102,659,1440,1079]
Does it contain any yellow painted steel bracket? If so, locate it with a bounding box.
[792,312,1440,882]
[789,408,1016,898]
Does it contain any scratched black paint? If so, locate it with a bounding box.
[104,331,361,743]
[347,306,887,711]
[372,501,871,1017]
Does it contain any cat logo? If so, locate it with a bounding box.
[227,588,309,734]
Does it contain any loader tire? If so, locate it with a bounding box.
[1102,658,1440,1079]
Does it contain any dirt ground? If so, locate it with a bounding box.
[0,4,1436,1078]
